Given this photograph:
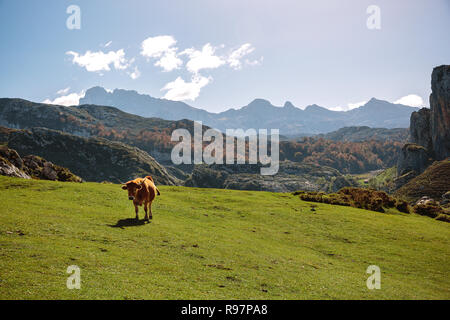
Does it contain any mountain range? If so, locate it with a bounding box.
[80,86,420,135]
[0,97,404,178]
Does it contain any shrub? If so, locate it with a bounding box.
[369,197,384,212]
[395,200,410,213]
[435,214,450,223]
[295,187,408,214]
[413,204,443,218]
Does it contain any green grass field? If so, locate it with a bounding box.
[0,175,449,299]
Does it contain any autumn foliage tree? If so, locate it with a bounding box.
[279,137,402,173]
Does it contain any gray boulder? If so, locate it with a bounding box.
[0,157,31,179]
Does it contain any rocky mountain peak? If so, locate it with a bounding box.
[73,86,419,134]
[247,98,273,108]
[283,101,296,109]
[84,86,109,96]
[304,104,329,113]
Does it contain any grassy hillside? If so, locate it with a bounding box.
[0,127,179,185]
[0,176,449,299]
[368,167,397,193]
[395,159,450,203]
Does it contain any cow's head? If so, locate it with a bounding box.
[121,181,142,201]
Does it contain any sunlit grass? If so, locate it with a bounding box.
[0,176,448,299]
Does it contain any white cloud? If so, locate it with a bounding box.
[141,35,177,58]
[228,43,255,70]
[161,75,211,101]
[347,100,368,110]
[43,90,85,106]
[155,48,182,72]
[139,36,261,76]
[245,56,264,67]
[56,87,70,95]
[328,94,424,111]
[129,66,141,80]
[394,94,424,107]
[181,43,225,74]
[64,37,262,103]
[140,35,182,72]
[66,49,129,72]
[329,100,367,111]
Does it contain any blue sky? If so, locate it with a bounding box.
[0,0,449,112]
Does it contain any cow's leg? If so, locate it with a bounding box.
[148,201,153,220]
[144,202,149,221]
[134,205,139,220]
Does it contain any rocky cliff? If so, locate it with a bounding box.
[410,108,433,155]
[396,143,429,177]
[397,65,450,180]
[430,65,450,160]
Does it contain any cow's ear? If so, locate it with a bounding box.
[121,185,127,190]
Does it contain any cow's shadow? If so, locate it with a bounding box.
[108,218,149,229]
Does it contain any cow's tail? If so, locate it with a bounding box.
[156,188,161,196]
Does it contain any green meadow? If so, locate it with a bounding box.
[0,175,448,299]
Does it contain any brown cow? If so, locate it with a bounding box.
[121,176,160,221]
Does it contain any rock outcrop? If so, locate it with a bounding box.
[397,143,429,176]
[430,65,450,160]
[410,108,432,155]
[441,191,450,206]
[22,154,82,182]
[0,146,31,179]
[0,145,31,179]
[0,145,82,182]
[397,65,450,182]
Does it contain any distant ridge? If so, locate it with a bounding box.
[80,87,420,135]
[315,126,409,142]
